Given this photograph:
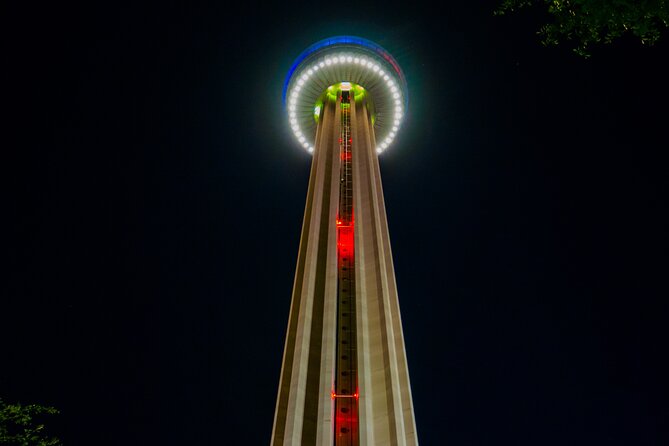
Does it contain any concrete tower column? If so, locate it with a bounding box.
[272,36,418,446]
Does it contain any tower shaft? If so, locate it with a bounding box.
[272,90,418,446]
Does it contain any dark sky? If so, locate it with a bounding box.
[3,1,668,444]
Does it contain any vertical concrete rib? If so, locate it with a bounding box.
[351,96,418,446]
[271,98,340,446]
[314,98,341,446]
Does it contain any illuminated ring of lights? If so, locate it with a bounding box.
[284,36,408,154]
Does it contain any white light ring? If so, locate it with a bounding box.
[286,55,407,154]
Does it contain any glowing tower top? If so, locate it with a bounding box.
[284,36,408,154]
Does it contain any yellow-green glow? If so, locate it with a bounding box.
[314,82,374,123]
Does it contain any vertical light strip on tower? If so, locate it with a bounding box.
[272,36,418,446]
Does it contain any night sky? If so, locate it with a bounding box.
[3,1,669,444]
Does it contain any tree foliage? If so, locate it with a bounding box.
[496,0,669,56]
[0,399,62,446]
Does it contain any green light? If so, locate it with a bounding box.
[313,82,376,124]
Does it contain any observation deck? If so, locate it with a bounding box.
[284,36,408,154]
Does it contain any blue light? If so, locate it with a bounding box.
[282,36,407,107]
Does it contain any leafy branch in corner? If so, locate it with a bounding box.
[0,398,62,446]
[495,0,669,57]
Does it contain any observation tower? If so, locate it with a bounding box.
[272,36,418,446]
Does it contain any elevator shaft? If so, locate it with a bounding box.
[333,89,359,446]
